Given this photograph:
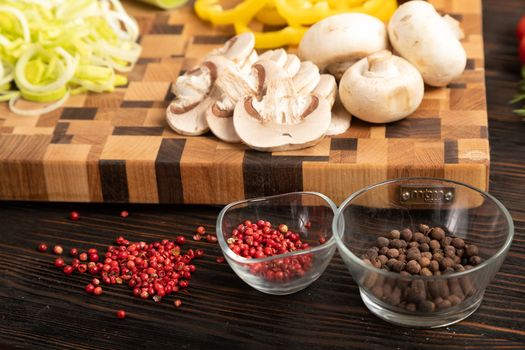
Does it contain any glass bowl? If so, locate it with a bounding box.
[334,178,514,328]
[217,192,337,295]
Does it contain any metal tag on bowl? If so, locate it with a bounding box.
[400,185,455,204]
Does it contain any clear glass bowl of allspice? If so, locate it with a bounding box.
[334,178,514,328]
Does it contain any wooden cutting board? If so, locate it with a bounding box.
[0,0,489,205]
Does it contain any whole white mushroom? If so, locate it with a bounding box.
[388,0,467,87]
[339,50,424,124]
[298,13,388,80]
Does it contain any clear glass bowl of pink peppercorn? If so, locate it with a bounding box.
[216,192,338,295]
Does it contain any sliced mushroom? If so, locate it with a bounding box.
[388,1,467,87]
[233,61,331,152]
[206,56,258,143]
[298,13,388,80]
[293,61,321,96]
[206,32,258,73]
[167,33,258,135]
[258,49,301,77]
[166,62,217,135]
[312,74,352,135]
[339,50,424,124]
[326,95,352,136]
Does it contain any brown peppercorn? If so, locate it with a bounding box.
[444,246,456,258]
[371,259,382,268]
[408,241,419,249]
[418,256,431,268]
[386,248,400,259]
[400,228,413,242]
[419,243,430,252]
[433,252,444,263]
[469,256,482,265]
[430,260,440,272]
[371,285,383,298]
[443,267,455,274]
[464,265,474,270]
[436,299,452,310]
[440,257,455,270]
[451,237,465,249]
[454,256,461,264]
[388,230,401,240]
[434,271,442,276]
[408,280,426,303]
[420,267,433,276]
[406,260,421,274]
[366,248,378,260]
[418,224,430,235]
[390,239,406,249]
[391,260,405,272]
[429,240,441,251]
[406,247,421,261]
[376,236,389,248]
[399,270,411,277]
[418,300,436,312]
[430,227,445,241]
[379,246,389,255]
[456,248,464,258]
[413,232,426,243]
[421,252,433,259]
[377,255,388,265]
[448,295,462,306]
[398,254,406,263]
[465,244,479,257]
[405,303,417,312]
[441,236,453,248]
[454,264,465,272]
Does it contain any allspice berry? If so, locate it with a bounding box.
[406,260,421,274]
[376,237,389,248]
[413,232,426,243]
[440,257,455,270]
[469,256,482,265]
[429,240,441,251]
[430,227,445,241]
[418,256,431,268]
[429,260,440,272]
[419,243,430,252]
[406,247,421,261]
[400,228,413,242]
[419,300,436,312]
[388,230,401,239]
[386,248,400,259]
[444,246,456,258]
[451,237,465,249]
[465,244,479,257]
[418,224,430,234]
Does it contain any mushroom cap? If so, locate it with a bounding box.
[234,95,331,151]
[339,50,424,124]
[388,1,467,87]
[298,13,388,79]
[207,32,256,67]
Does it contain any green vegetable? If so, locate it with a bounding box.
[0,0,141,115]
[511,66,525,119]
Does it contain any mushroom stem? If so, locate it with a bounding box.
[365,50,399,78]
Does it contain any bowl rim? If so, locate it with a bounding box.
[333,177,515,280]
[216,191,338,264]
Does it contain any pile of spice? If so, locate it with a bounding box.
[362,224,482,312]
[362,224,482,275]
[37,211,220,316]
[227,219,324,282]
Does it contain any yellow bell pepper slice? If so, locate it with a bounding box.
[195,0,269,25]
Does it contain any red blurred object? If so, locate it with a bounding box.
[520,36,525,64]
[517,15,525,40]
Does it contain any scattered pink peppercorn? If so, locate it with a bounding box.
[120,211,129,218]
[53,245,63,255]
[54,258,65,268]
[85,284,95,294]
[69,211,80,221]
[63,265,74,275]
[37,243,48,252]
[89,253,99,262]
[77,264,87,273]
[174,299,182,308]
[216,257,225,263]
[79,253,88,261]
[193,234,201,241]
[116,310,126,319]
[175,236,185,245]
[93,286,103,296]
[69,248,79,256]
[196,226,205,235]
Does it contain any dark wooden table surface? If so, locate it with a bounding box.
[1,1,525,349]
